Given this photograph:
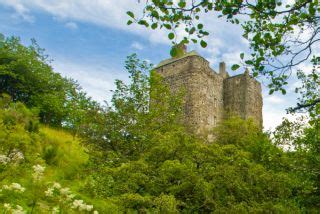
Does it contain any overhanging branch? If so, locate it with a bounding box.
[290,98,320,112]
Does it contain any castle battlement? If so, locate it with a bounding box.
[155,51,263,136]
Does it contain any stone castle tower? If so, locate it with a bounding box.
[155,50,263,136]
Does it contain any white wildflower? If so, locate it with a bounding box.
[79,203,88,211]
[45,188,54,197]
[11,183,25,192]
[72,199,84,209]
[86,205,93,211]
[0,154,10,164]
[66,193,75,200]
[33,164,45,173]
[60,187,70,195]
[2,184,9,190]
[93,210,99,214]
[52,182,61,189]
[45,182,94,212]
[3,183,25,192]
[9,150,24,163]
[12,205,26,214]
[3,203,11,210]
[71,199,94,211]
[32,164,45,181]
[52,206,59,214]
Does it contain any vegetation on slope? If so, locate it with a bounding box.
[0,34,319,213]
[0,97,97,213]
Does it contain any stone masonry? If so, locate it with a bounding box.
[155,51,263,136]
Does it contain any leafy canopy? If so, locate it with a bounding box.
[0,34,102,130]
[127,0,320,110]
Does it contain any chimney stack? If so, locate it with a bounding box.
[219,62,229,78]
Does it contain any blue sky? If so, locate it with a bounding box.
[0,0,303,130]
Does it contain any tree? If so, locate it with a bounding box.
[85,116,305,212]
[0,34,70,125]
[64,81,104,136]
[127,0,320,108]
[288,56,320,116]
[0,33,101,129]
[82,54,185,159]
[272,114,319,209]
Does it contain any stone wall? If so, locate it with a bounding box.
[223,75,247,119]
[224,72,263,127]
[155,52,263,136]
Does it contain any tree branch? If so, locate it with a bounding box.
[290,98,320,112]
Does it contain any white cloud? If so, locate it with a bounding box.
[263,105,308,132]
[51,58,129,104]
[65,21,78,30]
[265,95,285,104]
[295,62,314,74]
[131,41,144,50]
[262,88,300,131]
[0,0,249,50]
[0,0,172,45]
[263,94,289,131]
[263,109,292,131]
[1,0,34,22]
[221,51,242,66]
[0,0,251,70]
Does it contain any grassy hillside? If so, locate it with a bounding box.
[0,100,103,213]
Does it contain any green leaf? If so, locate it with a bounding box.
[245,60,253,65]
[309,4,316,15]
[178,1,186,8]
[170,46,178,57]
[201,31,209,36]
[138,20,149,27]
[197,24,203,29]
[164,24,172,30]
[151,23,158,29]
[168,33,175,40]
[127,20,133,25]
[127,11,135,19]
[231,64,240,71]
[269,89,275,95]
[240,53,244,60]
[200,40,207,48]
[151,11,159,19]
[189,27,196,34]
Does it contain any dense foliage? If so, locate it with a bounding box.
[0,34,101,129]
[0,34,319,212]
[85,118,308,212]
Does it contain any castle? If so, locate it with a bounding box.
[155,50,263,136]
